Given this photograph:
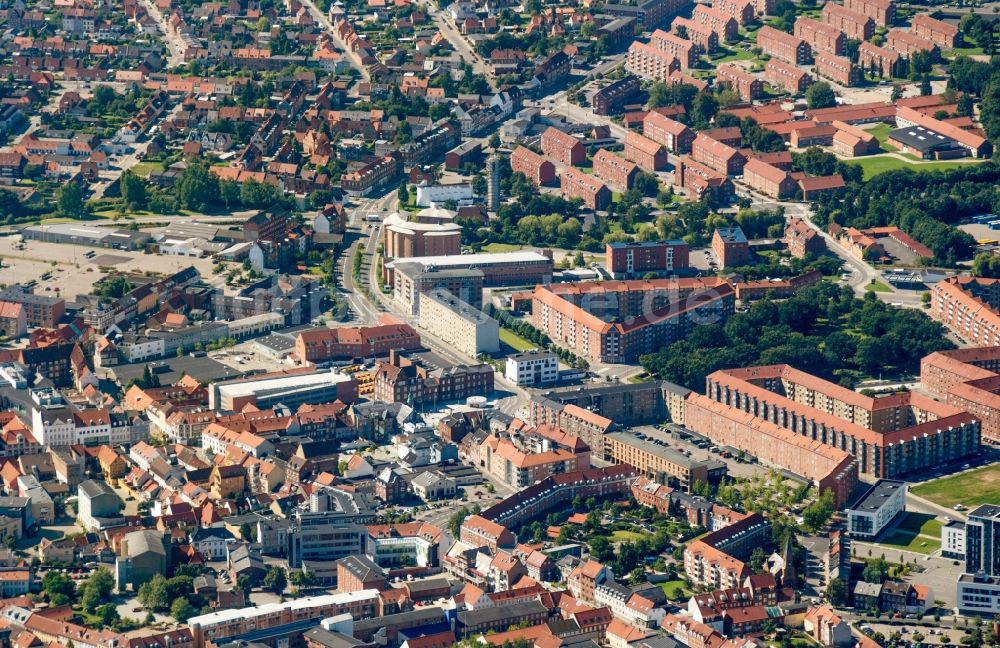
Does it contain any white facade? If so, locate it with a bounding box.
[368,536,435,567]
[417,289,498,358]
[415,184,474,207]
[943,521,967,559]
[227,312,284,338]
[846,480,907,539]
[958,576,1000,615]
[122,336,166,363]
[505,351,558,386]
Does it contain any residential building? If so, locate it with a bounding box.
[593,149,640,190]
[417,289,499,358]
[886,29,939,58]
[373,350,494,406]
[511,146,557,186]
[561,167,612,210]
[814,51,862,87]
[390,263,484,316]
[541,127,586,166]
[624,131,670,171]
[692,4,738,41]
[943,520,966,560]
[606,240,690,279]
[743,159,797,199]
[294,320,421,364]
[671,16,718,53]
[593,76,642,115]
[675,156,734,200]
[626,41,683,81]
[716,64,762,101]
[692,133,744,175]
[765,60,814,94]
[712,227,750,267]
[0,302,26,338]
[505,351,558,386]
[642,112,694,154]
[846,480,907,539]
[605,432,722,492]
[794,17,846,55]
[832,119,881,156]
[921,347,1000,444]
[756,26,812,64]
[785,217,826,259]
[822,3,874,41]
[843,0,894,25]
[911,14,959,48]
[857,41,902,79]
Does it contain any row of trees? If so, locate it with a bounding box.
[640,282,955,389]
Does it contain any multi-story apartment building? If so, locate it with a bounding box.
[0,288,65,328]
[822,3,875,41]
[592,76,641,115]
[911,13,959,49]
[606,240,690,279]
[844,0,894,25]
[692,4,738,41]
[341,155,400,196]
[886,29,940,58]
[794,17,846,55]
[674,156,734,201]
[561,167,612,210]
[511,146,556,186]
[846,479,907,539]
[295,321,421,364]
[624,131,670,171]
[921,347,1000,445]
[931,276,1000,346]
[541,127,586,166]
[671,16,718,52]
[605,432,719,492]
[957,505,1000,615]
[505,351,558,386]
[764,59,814,94]
[691,133,745,175]
[742,158,797,199]
[756,25,812,64]
[592,149,640,190]
[373,351,494,406]
[712,226,750,267]
[416,289,499,358]
[714,0,755,24]
[530,278,734,363]
[626,41,683,80]
[785,216,826,259]
[643,111,694,154]
[815,51,862,86]
[390,263,484,316]
[857,41,902,78]
[650,29,699,66]
[715,63,763,101]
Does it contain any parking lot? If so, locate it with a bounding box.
[633,423,769,481]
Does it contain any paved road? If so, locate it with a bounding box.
[413,0,493,87]
[135,0,186,68]
[298,0,371,82]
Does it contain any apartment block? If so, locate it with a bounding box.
[691,133,745,175]
[0,288,65,328]
[606,240,690,279]
[560,167,612,210]
[626,41,683,81]
[886,29,939,58]
[417,289,498,358]
[822,3,874,41]
[742,158,797,199]
[643,111,694,154]
[921,347,1000,445]
[391,263,484,316]
[785,216,826,259]
[592,76,642,115]
[624,131,670,171]
[716,64,763,101]
[671,16,718,53]
[814,50,862,86]
[605,432,716,493]
[341,155,400,196]
[693,4,738,41]
[511,146,556,186]
[911,14,959,49]
[592,149,640,190]
[794,17,846,55]
[650,29,699,67]
[931,277,1000,346]
[714,0,755,25]
[674,156,734,201]
[541,127,586,166]
[844,0,894,26]
[756,26,811,64]
[764,59,814,94]
[857,41,902,78]
[712,227,749,267]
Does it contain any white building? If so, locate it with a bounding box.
[942,520,966,560]
[505,350,558,386]
[411,471,457,501]
[190,527,237,560]
[415,184,474,207]
[227,312,284,339]
[417,289,498,358]
[957,574,1000,615]
[846,480,906,540]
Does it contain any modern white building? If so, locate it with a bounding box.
[846,480,907,540]
[505,350,558,386]
[942,520,967,560]
[190,527,237,560]
[415,184,474,207]
[417,289,499,357]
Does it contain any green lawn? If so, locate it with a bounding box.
[659,580,691,601]
[879,530,941,554]
[612,530,646,542]
[499,328,537,353]
[130,161,165,177]
[911,464,1000,509]
[481,242,524,253]
[946,46,985,58]
[865,280,893,293]
[866,124,897,152]
[849,155,987,180]
[896,512,942,538]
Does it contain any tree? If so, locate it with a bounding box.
[240,522,254,542]
[237,574,253,595]
[42,570,76,605]
[826,577,848,606]
[589,536,614,563]
[57,182,87,218]
[263,566,287,594]
[920,74,932,97]
[489,133,501,150]
[120,171,147,211]
[79,568,115,613]
[802,489,837,531]
[170,598,196,623]
[805,82,836,109]
[176,161,221,212]
[862,557,890,583]
[397,182,409,203]
[472,174,487,196]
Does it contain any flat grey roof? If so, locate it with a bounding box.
[850,479,906,513]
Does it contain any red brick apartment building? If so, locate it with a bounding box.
[784,216,826,258]
[911,13,959,49]
[341,155,400,195]
[815,50,862,86]
[675,156,734,200]
[540,127,586,166]
[511,146,556,186]
[702,126,743,147]
[671,16,718,53]
[624,131,670,171]
[531,278,735,363]
[844,0,894,25]
[592,149,639,190]
[714,0,755,24]
[561,167,611,210]
[692,364,980,480]
[794,17,846,55]
[931,276,1000,345]
[921,348,1000,445]
[742,158,797,199]
[295,320,421,363]
[692,133,745,175]
[755,26,812,64]
[716,64,763,101]
[765,59,814,94]
[693,4,738,41]
[606,240,690,279]
[886,29,940,58]
[643,111,694,154]
[711,227,749,267]
[822,2,875,41]
[650,29,699,67]
[626,41,683,81]
[832,120,880,156]
[857,41,902,78]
